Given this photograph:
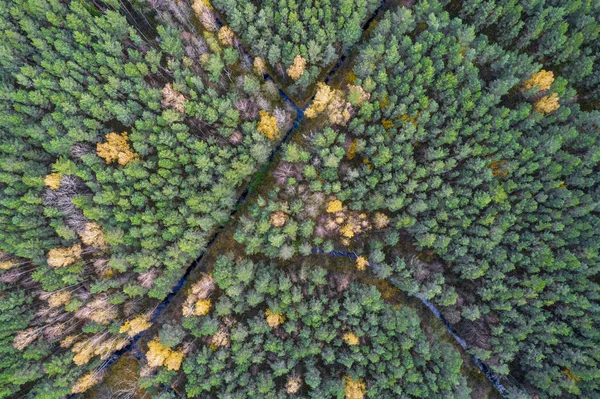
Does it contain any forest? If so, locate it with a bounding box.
[0,0,598,398]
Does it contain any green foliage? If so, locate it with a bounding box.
[156,256,470,398]
[0,0,291,396]
[231,2,600,397]
[211,0,381,100]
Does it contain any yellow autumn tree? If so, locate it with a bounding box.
[343,332,360,345]
[305,83,351,125]
[165,350,185,371]
[287,55,306,81]
[0,258,16,270]
[96,132,138,166]
[146,338,171,368]
[328,93,352,125]
[381,119,393,129]
[355,256,369,271]
[340,223,355,238]
[44,173,61,190]
[344,376,366,399]
[72,371,103,394]
[347,139,358,160]
[535,92,560,114]
[326,199,343,213]
[254,57,266,75]
[194,298,212,316]
[265,309,285,328]
[182,275,216,317]
[523,70,554,92]
[72,339,98,365]
[193,0,218,32]
[192,0,213,10]
[47,244,82,268]
[270,211,288,227]
[286,376,302,394]
[120,316,152,337]
[218,26,235,46]
[257,110,280,140]
[146,338,185,370]
[47,291,72,308]
[210,327,230,349]
[305,83,334,118]
[79,222,107,248]
[60,335,78,349]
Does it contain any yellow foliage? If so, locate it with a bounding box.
[265,309,285,328]
[346,71,357,84]
[343,332,360,346]
[47,244,82,268]
[0,259,16,270]
[305,82,334,118]
[210,327,230,348]
[523,70,554,92]
[328,94,352,125]
[326,199,343,213]
[286,376,302,394]
[44,173,61,190]
[379,94,389,110]
[165,350,185,371]
[146,338,171,368]
[72,341,95,365]
[120,316,152,337]
[488,160,509,178]
[356,256,369,271]
[146,338,184,370]
[347,139,358,160]
[218,26,235,46]
[340,224,355,238]
[60,335,78,349]
[562,368,582,383]
[287,55,307,81]
[257,110,280,141]
[398,113,419,127]
[192,0,213,10]
[76,297,118,325]
[48,291,72,308]
[381,119,393,129]
[254,57,267,75]
[96,132,138,166]
[270,211,288,227]
[71,371,102,394]
[199,53,211,66]
[344,376,366,399]
[535,93,560,114]
[305,83,352,125]
[79,222,107,248]
[194,299,212,316]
